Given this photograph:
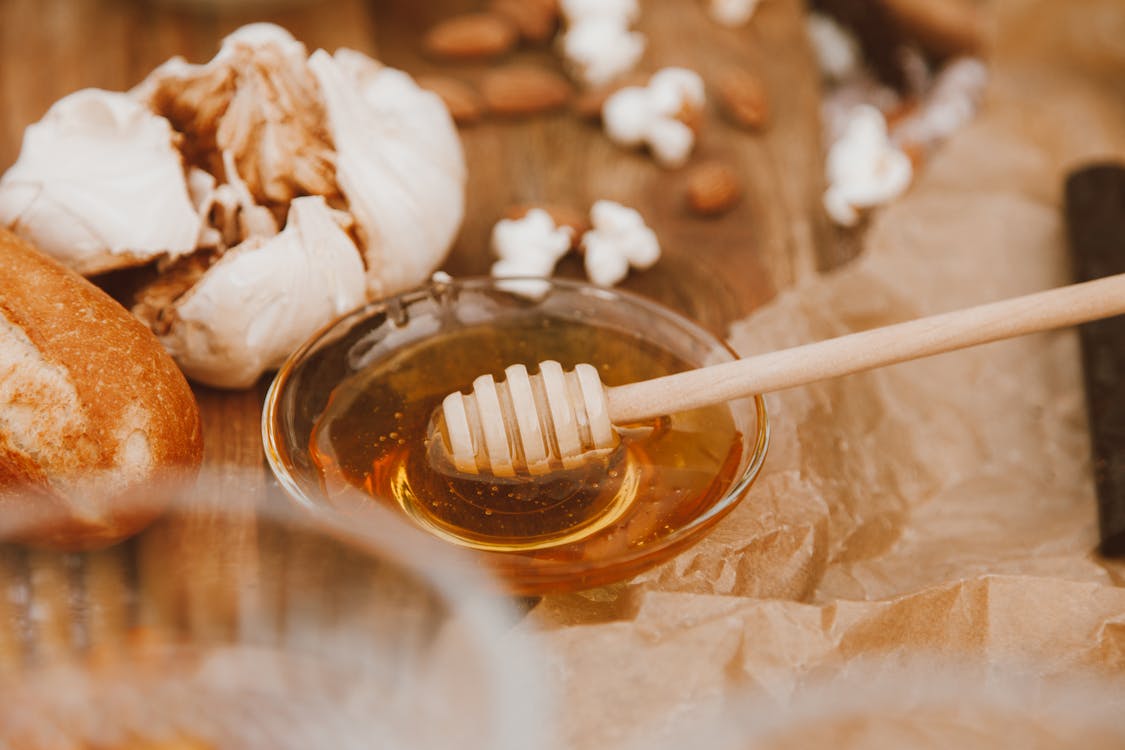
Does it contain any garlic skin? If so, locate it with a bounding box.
[309,48,466,298]
[602,68,705,168]
[823,106,913,227]
[582,200,660,287]
[156,196,366,389]
[0,90,202,275]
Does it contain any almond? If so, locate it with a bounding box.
[481,66,574,117]
[423,13,519,61]
[506,203,590,243]
[416,75,486,126]
[717,68,769,130]
[488,0,560,44]
[685,162,742,217]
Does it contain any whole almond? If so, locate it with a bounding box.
[482,66,574,117]
[686,162,742,217]
[717,68,769,130]
[506,204,590,243]
[489,0,559,44]
[423,13,519,60]
[416,75,486,126]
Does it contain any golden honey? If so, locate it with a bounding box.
[308,315,745,563]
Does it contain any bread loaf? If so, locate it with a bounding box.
[0,229,203,548]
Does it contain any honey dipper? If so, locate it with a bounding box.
[432,273,1125,477]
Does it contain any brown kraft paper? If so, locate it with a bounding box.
[517,2,1125,747]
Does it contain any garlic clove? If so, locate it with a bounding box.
[0,89,202,275]
[309,49,467,299]
[154,196,366,389]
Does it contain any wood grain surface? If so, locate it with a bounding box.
[0,0,841,639]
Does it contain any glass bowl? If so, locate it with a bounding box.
[0,470,549,749]
[263,277,769,595]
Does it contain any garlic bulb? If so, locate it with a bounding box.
[0,90,202,275]
[0,24,466,389]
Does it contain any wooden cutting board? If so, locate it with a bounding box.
[0,0,839,516]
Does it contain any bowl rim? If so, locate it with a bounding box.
[262,276,770,588]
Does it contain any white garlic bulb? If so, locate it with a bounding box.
[0,24,467,389]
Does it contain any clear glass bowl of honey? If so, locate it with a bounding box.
[264,277,769,595]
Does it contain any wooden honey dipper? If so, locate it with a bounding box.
[432,273,1125,477]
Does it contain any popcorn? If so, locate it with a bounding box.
[490,209,574,296]
[560,0,639,25]
[709,0,762,27]
[892,58,988,150]
[582,200,660,286]
[823,105,913,227]
[806,12,861,82]
[559,0,645,87]
[602,67,706,168]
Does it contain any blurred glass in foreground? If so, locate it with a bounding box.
[0,469,549,749]
[639,659,1125,750]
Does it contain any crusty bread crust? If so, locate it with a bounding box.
[0,228,203,548]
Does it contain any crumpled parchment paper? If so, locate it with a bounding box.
[518,1,1125,747]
